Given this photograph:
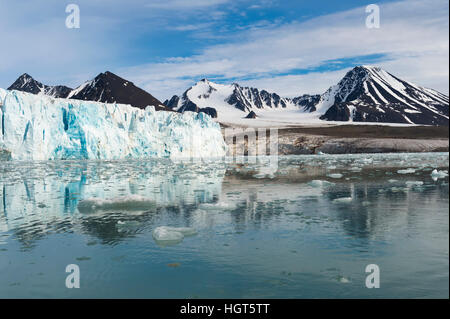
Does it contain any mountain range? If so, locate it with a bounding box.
[7,66,449,126]
[8,71,167,111]
[164,66,449,126]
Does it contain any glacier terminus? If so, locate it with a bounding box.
[0,88,227,160]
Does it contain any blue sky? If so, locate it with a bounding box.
[0,0,448,100]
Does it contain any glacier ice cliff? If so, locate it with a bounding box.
[0,88,227,160]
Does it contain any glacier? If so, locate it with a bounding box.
[0,88,227,160]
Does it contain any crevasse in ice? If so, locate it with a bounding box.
[0,88,227,160]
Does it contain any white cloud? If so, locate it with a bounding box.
[0,0,447,101]
[119,0,449,100]
[169,23,213,31]
[144,0,231,9]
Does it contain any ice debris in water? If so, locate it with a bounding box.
[152,226,197,246]
[431,169,448,179]
[308,180,335,188]
[405,181,424,187]
[252,165,277,179]
[0,88,227,160]
[338,276,350,283]
[397,168,416,174]
[332,197,353,203]
[327,173,343,179]
[77,195,156,213]
[390,187,408,193]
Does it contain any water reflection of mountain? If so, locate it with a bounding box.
[213,169,449,244]
[0,157,448,249]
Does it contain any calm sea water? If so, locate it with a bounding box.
[0,153,448,298]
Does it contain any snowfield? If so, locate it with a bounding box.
[0,88,227,160]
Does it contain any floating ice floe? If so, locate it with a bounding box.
[152,226,197,246]
[405,181,424,187]
[77,195,156,213]
[431,169,448,180]
[397,168,416,174]
[308,180,335,188]
[338,276,351,283]
[390,187,408,193]
[327,173,343,179]
[332,197,353,203]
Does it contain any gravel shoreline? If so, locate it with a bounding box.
[223,124,449,155]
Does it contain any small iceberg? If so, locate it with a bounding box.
[431,169,448,180]
[77,195,156,213]
[152,226,197,246]
[338,276,351,284]
[397,168,416,174]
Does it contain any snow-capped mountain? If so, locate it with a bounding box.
[164,79,318,119]
[165,66,448,126]
[8,72,167,111]
[317,66,449,125]
[8,73,72,98]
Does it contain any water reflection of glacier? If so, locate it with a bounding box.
[0,159,226,231]
[0,153,448,244]
[0,153,448,298]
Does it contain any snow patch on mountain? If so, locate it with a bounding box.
[8,73,72,99]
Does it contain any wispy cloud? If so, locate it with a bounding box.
[144,0,231,9]
[0,0,447,101]
[168,23,214,32]
[119,0,449,99]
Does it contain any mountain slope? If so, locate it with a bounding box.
[8,73,72,98]
[164,79,317,119]
[166,66,448,126]
[8,72,167,111]
[317,66,449,125]
[68,71,166,110]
